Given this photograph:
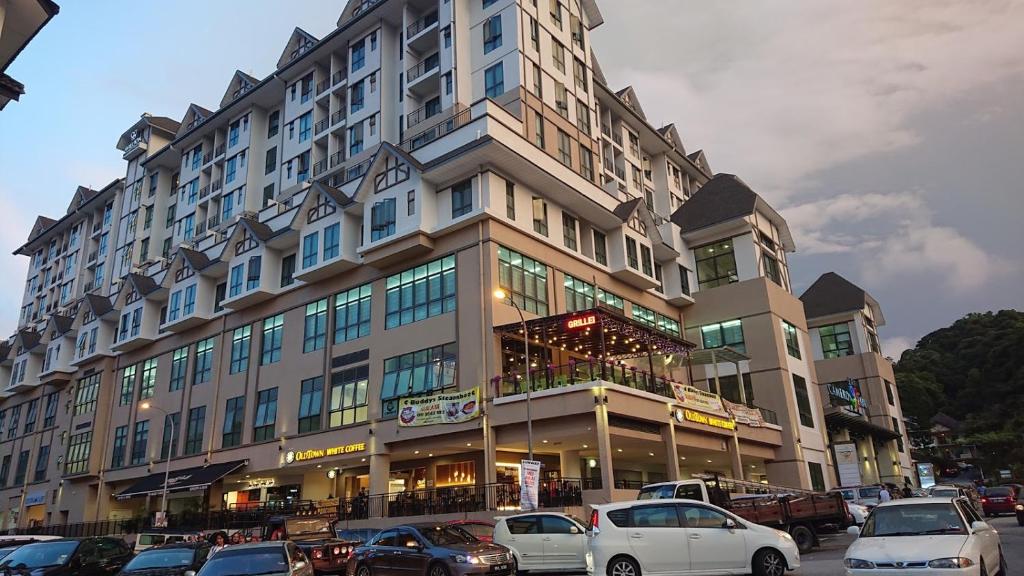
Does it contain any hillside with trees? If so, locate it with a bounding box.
[895,310,1024,480]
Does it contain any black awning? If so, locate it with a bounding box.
[825,410,900,441]
[116,460,247,500]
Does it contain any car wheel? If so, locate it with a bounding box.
[428,563,451,576]
[980,559,988,576]
[753,549,786,576]
[999,551,1008,576]
[356,564,372,576]
[607,556,640,576]
[789,525,814,554]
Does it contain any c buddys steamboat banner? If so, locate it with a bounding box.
[670,383,725,413]
[398,387,481,427]
[723,399,765,427]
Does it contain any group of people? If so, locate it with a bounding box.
[877,483,916,502]
[206,530,268,555]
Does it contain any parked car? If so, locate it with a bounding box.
[0,536,63,561]
[0,537,133,576]
[929,484,983,514]
[134,532,191,552]
[197,541,313,576]
[346,522,514,576]
[119,541,211,576]
[981,486,1018,517]
[446,520,495,543]
[493,513,587,572]
[845,497,1007,574]
[846,503,870,527]
[830,486,883,508]
[588,499,799,576]
[264,514,361,574]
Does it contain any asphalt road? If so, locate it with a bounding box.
[795,515,1024,576]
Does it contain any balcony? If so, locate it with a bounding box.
[331,109,346,127]
[400,107,470,152]
[86,251,97,265]
[312,159,327,178]
[122,137,147,160]
[314,118,329,135]
[406,101,443,131]
[406,53,440,97]
[202,151,213,165]
[195,222,207,236]
[215,144,226,158]
[295,235,358,283]
[316,78,330,95]
[212,180,223,192]
[199,185,210,199]
[332,68,348,86]
[208,214,221,229]
[91,222,102,235]
[329,151,345,169]
[406,10,439,53]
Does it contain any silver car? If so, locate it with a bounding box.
[195,541,314,576]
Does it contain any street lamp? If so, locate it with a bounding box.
[494,289,533,461]
[140,402,173,524]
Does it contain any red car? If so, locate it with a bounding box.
[446,520,495,542]
[981,486,1018,517]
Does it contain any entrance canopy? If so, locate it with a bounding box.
[116,460,247,500]
[826,411,900,441]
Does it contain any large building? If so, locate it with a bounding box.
[0,0,911,530]
[0,0,59,110]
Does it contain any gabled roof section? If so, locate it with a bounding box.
[657,124,686,155]
[349,142,426,203]
[177,103,214,137]
[580,0,604,29]
[800,272,884,325]
[277,27,319,69]
[614,86,648,122]
[12,329,42,353]
[164,246,214,286]
[27,216,57,242]
[337,0,382,26]
[612,198,667,247]
[290,181,354,228]
[687,150,710,174]
[66,185,98,214]
[113,273,160,307]
[80,293,114,321]
[670,173,795,251]
[590,51,608,87]
[47,314,74,337]
[217,216,275,261]
[116,113,181,150]
[219,70,261,109]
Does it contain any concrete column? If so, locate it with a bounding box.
[728,434,744,483]
[483,419,498,509]
[594,403,615,495]
[662,424,680,481]
[875,440,901,484]
[559,450,582,479]
[860,438,880,485]
[369,453,390,518]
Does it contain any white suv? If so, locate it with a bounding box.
[493,512,589,573]
[588,499,799,576]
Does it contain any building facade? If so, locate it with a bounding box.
[0,0,911,529]
[0,0,59,110]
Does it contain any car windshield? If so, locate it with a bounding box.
[197,548,287,576]
[836,490,855,500]
[418,526,475,547]
[637,485,674,500]
[986,488,1012,497]
[861,503,967,537]
[0,540,78,569]
[858,487,881,499]
[0,547,20,560]
[124,548,195,570]
[285,517,331,536]
[931,489,958,498]
[453,524,490,539]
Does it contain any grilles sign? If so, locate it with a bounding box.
[564,313,598,331]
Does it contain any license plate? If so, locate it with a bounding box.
[492,564,509,572]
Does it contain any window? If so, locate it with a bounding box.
[280,254,296,287]
[893,417,904,452]
[131,420,149,465]
[43,392,58,428]
[793,374,815,428]
[183,284,196,316]
[529,15,539,51]
[593,230,607,265]
[350,80,365,113]
[330,365,369,426]
[808,462,826,492]
[632,505,681,528]
[335,283,372,343]
[505,181,516,220]
[13,451,29,486]
[534,114,545,148]
[781,320,801,359]
[23,399,38,434]
[380,344,457,418]
[579,145,593,180]
[193,337,214,385]
[298,377,324,434]
[261,314,284,364]
[573,58,588,92]
[452,180,473,218]
[552,39,565,72]
[885,380,895,406]
[717,374,755,406]
[254,388,278,442]
[170,346,188,391]
[140,358,157,399]
[549,0,563,27]
[302,231,319,268]
[497,246,548,315]
[298,112,312,142]
[640,245,653,277]
[370,198,396,241]
[866,329,881,354]
[160,412,180,460]
[679,265,691,296]
[5,406,18,439]
[632,304,657,329]
[351,39,366,71]
[564,275,595,312]
[222,396,245,448]
[532,63,542,98]
[268,110,280,138]
[265,147,277,175]
[597,288,623,312]
[184,406,206,455]
[555,82,568,117]
[700,319,745,353]
[323,223,340,260]
[557,130,572,166]
[384,255,456,328]
[625,237,639,270]
[819,323,853,358]
[229,264,244,297]
[679,505,732,529]
[74,374,100,415]
[65,432,92,475]
[695,240,738,290]
[111,425,128,468]
[483,15,502,53]
[230,326,251,374]
[0,455,8,486]
[484,63,504,98]
[532,197,548,235]
[349,122,364,155]
[562,214,577,250]
[303,299,329,352]
[225,155,238,183]
[763,252,782,286]
[300,73,313,103]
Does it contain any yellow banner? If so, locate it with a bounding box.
[670,383,725,413]
[682,409,736,430]
[398,387,481,427]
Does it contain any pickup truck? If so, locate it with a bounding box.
[263,514,362,575]
[637,476,852,553]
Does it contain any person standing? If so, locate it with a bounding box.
[878,484,892,503]
[210,533,228,555]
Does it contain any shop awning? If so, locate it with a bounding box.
[116,460,247,500]
[826,410,900,441]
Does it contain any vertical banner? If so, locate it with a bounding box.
[520,460,542,511]
[917,463,936,488]
[833,442,861,487]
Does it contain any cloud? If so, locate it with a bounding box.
[883,336,915,360]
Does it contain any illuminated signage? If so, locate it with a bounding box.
[565,313,598,331]
[681,409,736,430]
[285,442,367,464]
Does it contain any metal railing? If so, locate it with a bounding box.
[212,180,223,192]
[329,150,345,168]
[314,118,329,135]
[759,407,779,426]
[332,69,348,85]
[316,79,330,95]
[215,143,225,157]
[208,214,221,229]
[406,101,442,129]
[331,109,346,126]
[400,107,471,152]
[407,10,439,38]
[312,159,327,177]
[492,360,674,400]
[406,52,440,82]
[199,185,210,199]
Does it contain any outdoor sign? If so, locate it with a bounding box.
[23,492,46,507]
[917,462,936,488]
[834,442,862,487]
[564,312,598,331]
[520,459,542,511]
[828,378,868,414]
[153,511,168,528]
[285,442,367,464]
[723,399,764,427]
[398,387,481,427]
[999,469,1012,480]
[670,383,725,413]
[681,408,736,430]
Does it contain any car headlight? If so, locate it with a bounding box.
[844,558,876,569]
[451,555,481,564]
[1016,504,1023,511]
[780,531,794,541]
[928,557,975,569]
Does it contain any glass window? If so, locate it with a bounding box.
[631,505,680,528]
[193,337,214,385]
[13,451,29,485]
[782,320,801,359]
[65,431,92,475]
[451,180,473,218]
[43,392,58,428]
[562,214,577,250]
[303,299,329,353]
[330,365,369,427]
[160,412,180,460]
[541,516,578,534]
[483,14,502,53]
[380,344,457,418]
[170,346,188,391]
[597,288,624,312]
[351,39,366,71]
[808,462,826,492]
[885,380,895,406]
[74,374,100,415]
[298,377,323,434]
[247,255,262,290]
[335,284,372,343]
[5,406,18,439]
[370,198,396,241]
[230,326,251,374]
[280,254,296,287]
[497,246,548,315]
[384,255,456,328]
[254,388,278,442]
[119,364,136,406]
[131,420,149,465]
[506,516,538,535]
[680,506,729,529]
[229,264,244,296]
[484,62,504,98]
[261,314,284,365]
[323,223,340,260]
[819,323,853,358]
[298,112,312,143]
[505,181,516,220]
[302,231,319,268]
[793,374,815,428]
[184,406,206,455]
[140,358,157,399]
[700,320,745,353]
[593,230,607,265]
[564,275,594,312]
[0,455,9,486]
[222,396,245,448]
[763,252,782,286]
[694,240,738,290]
[532,198,548,236]
[111,425,128,468]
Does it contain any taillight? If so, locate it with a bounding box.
[982,498,989,503]
[589,509,599,533]
[333,546,342,555]
[313,549,324,559]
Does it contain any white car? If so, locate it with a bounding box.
[587,499,799,576]
[844,497,1007,575]
[847,503,869,526]
[493,512,588,572]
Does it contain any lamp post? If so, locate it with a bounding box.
[140,402,173,524]
[494,289,532,460]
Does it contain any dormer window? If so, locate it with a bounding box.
[694,240,738,290]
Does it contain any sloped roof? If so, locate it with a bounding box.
[670,173,795,250]
[276,27,319,69]
[614,86,648,122]
[28,215,57,242]
[176,103,214,137]
[612,197,644,221]
[590,50,607,86]
[49,314,74,335]
[66,185,98,214]
[219,70,261,108]
[800,272,883,323]
[179,247,213,271]
[126,272,159,296]
[657,124,685,154]
[148,116,181,134]
[14,329,41,352]
[239,216,274,242]
[83,293,113,317]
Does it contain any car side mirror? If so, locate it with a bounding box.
[723,518,737,530]
[970,521,991,533]
[184,571,197,576]
[570,526,580,534]
[293,561,307,570]
[847,526,861,538]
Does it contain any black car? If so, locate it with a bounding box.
[347,523,514,576]
[118,541,211,576]
[0,537,133,576]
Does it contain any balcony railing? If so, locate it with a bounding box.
[202,151,213,164]
[312,159,327,177]
[400,107,471,152]
[332,69,348,85]
[406,101,442,129]
[406,10,439,38]
[314,118,329,135]
[406,52,440,82]
[199,185,210,199]
[91,222,102,234]
[316,78,330,95]
[212,180,223,192]
[86,251,97,264]
[208,214,221,229]
[493,360,674,400]
[331,109,346,126]
[215,144,226,157]
[329,150,345,168]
